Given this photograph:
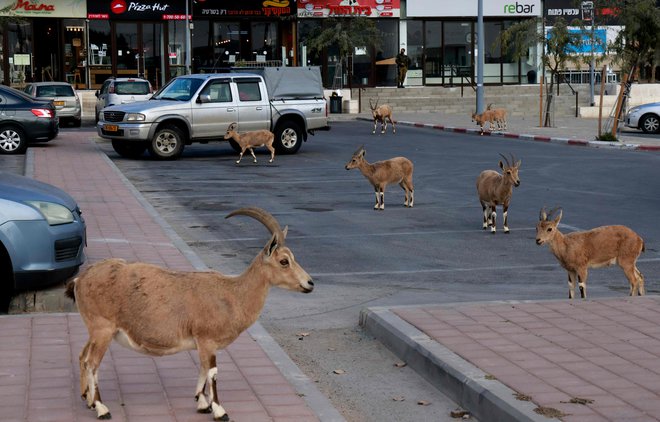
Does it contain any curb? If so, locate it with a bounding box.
[359,306,549,422]
[348,116,660,151]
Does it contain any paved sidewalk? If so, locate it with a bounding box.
[331,111,660,151]
[362,296,660,422]
[0,131,344,422]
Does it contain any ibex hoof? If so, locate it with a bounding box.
[97,412,112,420]
[197,406,213,414]
[215,414,230,421]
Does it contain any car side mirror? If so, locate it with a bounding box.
[95,90,100,97]
[197,94,211,104]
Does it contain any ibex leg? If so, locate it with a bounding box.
[481,203,489,229]
[390,117,396,134]
[567,273,577,299]
[577,269,588,299]
[381,119,387,134]
[490,209,497,233]
[502,205,510,233]
[249,148,258,163]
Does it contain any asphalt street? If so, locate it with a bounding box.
[97,120,660,421]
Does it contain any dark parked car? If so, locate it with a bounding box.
[0,84,59,154]
[23,82,82,127]
[0,172,86,311]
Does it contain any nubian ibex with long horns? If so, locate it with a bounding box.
[476,153,521,233]
[65,207,313,421]
[536,207,646,299]
[369,98,396,134]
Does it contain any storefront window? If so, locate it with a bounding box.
[251,22,278,64]
[0,30,4,84]
[191,20,212,72]
[407,20,424,86]
[424,21,442,84]
[143,23,164,90]
[88,20,111,88]
[63,20,86,88]
[116,23,139,72]
[484,21,503,84]
[444,22,472,85]
[168,20,188,78]
[374,20,397,86]
[213,22,242,69]
[8,22,33,87]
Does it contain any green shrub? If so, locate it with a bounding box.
[597,132,618,142]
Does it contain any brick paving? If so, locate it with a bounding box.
[0,132,329,422]
[393,297,660,422]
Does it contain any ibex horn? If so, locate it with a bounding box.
[499,153,511,166]
[226,207,285,243]
[539,207,547,221]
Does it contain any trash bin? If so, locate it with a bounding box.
[330,96,343,114]
[527,70,537,84]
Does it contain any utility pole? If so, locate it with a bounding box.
[582,1,595,106]
[185,0,192,74]
[476,0,485,113]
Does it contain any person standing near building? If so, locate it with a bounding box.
[395,48,410,88]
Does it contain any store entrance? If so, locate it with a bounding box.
[32,18,62,82]
[114,22,164,89]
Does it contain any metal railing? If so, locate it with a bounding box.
[553,69,619,85]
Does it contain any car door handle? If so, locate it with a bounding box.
[256,106,263,110]
[227,108,235,112]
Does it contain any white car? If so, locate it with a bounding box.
[95,77,153,123]
[625,102,660,134]
[24,82,82,127]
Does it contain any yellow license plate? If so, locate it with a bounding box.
[103,124,119,132]
[54,101,65,106]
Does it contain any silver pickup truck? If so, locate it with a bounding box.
[97,67,329,160]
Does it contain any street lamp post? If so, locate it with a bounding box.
[582,0,595,106]
[185,0,192,74]
[476,0,485,114]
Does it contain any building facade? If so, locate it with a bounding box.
[0,0,633,90]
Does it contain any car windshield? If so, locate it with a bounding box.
[152,78,204,101]
[115,81,151,95]
[36,85,75,97]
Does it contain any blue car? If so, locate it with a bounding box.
[0,172,86,311]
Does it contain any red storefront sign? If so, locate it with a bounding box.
[297,0,400,18]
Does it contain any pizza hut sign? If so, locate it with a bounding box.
[88,0,186,20]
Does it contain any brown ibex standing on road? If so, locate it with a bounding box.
[369,98,396,134]
[476,153,521,233]
[345,145,414,210]
[224,122,275,164]
[536,207,646,299]
[66,207,313,421]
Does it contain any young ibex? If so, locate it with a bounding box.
[471,109,507,133]
[65,207,313,421]
[369,98,396,134]
[536,207,646,299]
[345,145,414,210]
[476,153,521,233]
[224,122,275,164]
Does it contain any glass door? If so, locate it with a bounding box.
[443,22,473,86]
[113,22,163,85]
[115,23,140,77]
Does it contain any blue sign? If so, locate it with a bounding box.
[547,28,606,54]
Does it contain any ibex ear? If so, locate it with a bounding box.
[554,209,563,224]
[265,233,279,256]
[499,161,505,169]
[516,159,522,167]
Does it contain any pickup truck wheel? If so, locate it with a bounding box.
[274,121,302,154]
[112,140,147,158]
[149,125,185,160]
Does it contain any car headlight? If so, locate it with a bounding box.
[126,113,146,121]
[25,201,74,225]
